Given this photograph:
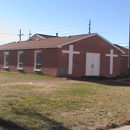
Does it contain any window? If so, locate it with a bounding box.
[34,51,42,71]
[4,52,9,68]
[18,51,23,69]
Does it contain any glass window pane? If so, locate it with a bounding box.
[6,53,9,63]
[19,52,23,63]
[36,52,41,64]
[5,52,9,67]
[6,62,9,67]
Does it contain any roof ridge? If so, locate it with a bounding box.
[64,33,96,37]
[36,33,57,37]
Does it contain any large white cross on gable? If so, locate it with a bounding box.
[105,49,118,74]
[62,45,80,74]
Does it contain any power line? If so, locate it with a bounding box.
[0,33,17,35]
[59,29,85,35]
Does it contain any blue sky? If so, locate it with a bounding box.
[0,0,130,47]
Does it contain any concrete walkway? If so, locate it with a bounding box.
[110,126,130,130]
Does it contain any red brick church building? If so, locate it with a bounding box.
[0,33,128,77]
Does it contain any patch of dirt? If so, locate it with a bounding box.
[0,75,77,87]
[0,75,79,98]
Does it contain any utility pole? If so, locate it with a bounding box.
[18,29,24,42]
[88,20,91,34]
[29,30,32,39]
[129,14,130,77]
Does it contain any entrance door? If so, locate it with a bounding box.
[86,53,100,76]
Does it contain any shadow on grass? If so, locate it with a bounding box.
[33,113,71,130]
[0,113,71,130]
[13,110,71,130]
[0,118,27,130]
[67,76,130,86]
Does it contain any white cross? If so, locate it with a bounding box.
[105,49,118,74]
[62,45,80,74]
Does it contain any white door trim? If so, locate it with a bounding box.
[86,52,100,76]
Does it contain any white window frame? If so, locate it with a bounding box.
[34,50,42,71]
[4,52,9,68]
[17,51,23,70]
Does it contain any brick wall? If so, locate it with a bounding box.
[120,56,128,75]
[57,35,122,77]
[0,48,58,76]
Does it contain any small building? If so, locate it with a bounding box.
[0,33,128,77]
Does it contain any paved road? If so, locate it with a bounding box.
[110,126,130,130]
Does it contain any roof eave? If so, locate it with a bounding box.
[57,33,96,48]
[57,33,125,54]
[0,46,60,51]
[96,33,125,54]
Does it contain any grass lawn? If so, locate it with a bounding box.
[0,71,130,130]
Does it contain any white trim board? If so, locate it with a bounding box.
[58,33,125,54]
[58,34,96,48]
[27,34,46,41]
[17,51,23,69]
[34,50,42,71]
[95,34,125,54]
[4,51,9,68]
[36,34,46,39]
